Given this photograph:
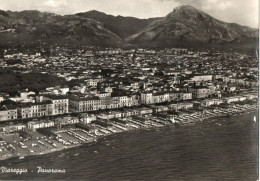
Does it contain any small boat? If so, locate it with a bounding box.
[19,156,24,159]
[254,116,256,123]
[200,132,205,136]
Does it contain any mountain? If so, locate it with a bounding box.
[127,5,258,49]
[0,5,258,50]
[75,10,160,39]
[0,10,122,47]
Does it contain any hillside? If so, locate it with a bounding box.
[126,5,258,49]
[76,10,160,39]
[0,5,258,50]
[0,10,122,47]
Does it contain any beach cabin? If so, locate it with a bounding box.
[111,111,122,118]
[122,109,139,117]
[169,102,193,111]
[236,96,247,102]
[97,112,115,120]
[202,99,215,107]
[139,108,153,115]
[149,105,168,113]
[55,116,79,126]
[224,97,239,104]
[182,102,193,109]
[80,113,96,124]
[212,99,223,105]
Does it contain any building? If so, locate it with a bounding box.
[153,92,169,103]
[191,87,210,98]
[96,92,112,109]
[169,102,193,111]
[141,91,185,105]
[2,124,25,133]
[31,101,53,117]
[122,109,139,117]
[192,74,213,82]
[169,91,183,101]
[111,94,127,108]
[139,108,153,115]
[86,79,101,87]
[212,99,223,105]
[0,106,17,121]
[201,99,215,107]
[149,105,168,113]
[97,113,115,120]
[127,94,140,107]
[80,113,96,124]
[224,97,239,104]
[27,121,55,131]
[183,92,193,100]
[59,86,70,95]
[56,116,79,126]
[140,92,153,104]
[19,89,35,99]
[245,94,258,100]
[18,104,33,119]
[0,93,8,103]
[42,95,69,115]
[236,96,247,102]
[111,111,122,118]
[70,96,101,112]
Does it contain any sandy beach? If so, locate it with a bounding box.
[0,102,257,161]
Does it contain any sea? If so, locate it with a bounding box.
[0,112,258,181]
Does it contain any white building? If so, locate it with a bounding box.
[27,121,55,131]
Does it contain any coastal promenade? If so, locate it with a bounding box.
[0,101,257,161]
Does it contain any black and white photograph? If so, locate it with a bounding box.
[0,0,258,180]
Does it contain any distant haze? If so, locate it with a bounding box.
[0,0,258,28]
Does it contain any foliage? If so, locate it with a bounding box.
[0,72,66,93]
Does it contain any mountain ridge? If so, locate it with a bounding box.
[75,10,161,39]
[0,5,258,50]
[126,5,258,49]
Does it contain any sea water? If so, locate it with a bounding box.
[0,112,258,181]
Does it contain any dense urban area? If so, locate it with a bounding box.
[0,45,258,160]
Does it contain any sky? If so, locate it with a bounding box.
[0,0,258,28]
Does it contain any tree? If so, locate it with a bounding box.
[154,71,164,77]
[1,99,17,107]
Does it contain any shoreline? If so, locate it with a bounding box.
[0,107,257,162]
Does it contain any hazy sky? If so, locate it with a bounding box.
[0,0,258,28]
